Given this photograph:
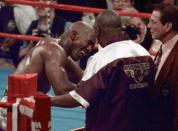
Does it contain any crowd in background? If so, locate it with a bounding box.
[0,0,177,68]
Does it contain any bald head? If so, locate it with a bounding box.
[95,10,122,29]
[61,21,96,61]
[95,10,129,47]
[69,21,95,38]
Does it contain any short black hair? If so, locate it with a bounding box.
[124,24,140,40]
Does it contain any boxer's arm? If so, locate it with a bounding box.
[43,45,77,95]
[51,94,80,108]
[65,57,83,83]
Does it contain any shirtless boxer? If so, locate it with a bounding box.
[1,20,96,97]
[0,21,96,130]
[13,21,96,95]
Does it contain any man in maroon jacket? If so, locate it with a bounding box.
[51,10,156,131]
[148,3,178,131]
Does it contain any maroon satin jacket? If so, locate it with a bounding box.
[154,40,178,131]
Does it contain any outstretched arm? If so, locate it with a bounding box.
[51,94,81,108]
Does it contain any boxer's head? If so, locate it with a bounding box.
[62,21,97,61]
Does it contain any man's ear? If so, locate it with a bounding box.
[165,22,172,32]
[70,30,78,41]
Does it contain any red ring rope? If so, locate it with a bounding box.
[0,0,152,43]
[0,32,43,41]
[5,0,151,19]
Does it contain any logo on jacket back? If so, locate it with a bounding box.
[124,62,150,89]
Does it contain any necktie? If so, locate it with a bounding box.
[154,44,162,69]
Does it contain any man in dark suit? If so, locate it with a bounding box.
[148,3,178,131]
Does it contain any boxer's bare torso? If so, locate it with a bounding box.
[15,38,68,94]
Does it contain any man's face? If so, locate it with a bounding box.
[35,0,55,17]
[112,0,132,10]
[147,11,167,40]
[36,7,54,17]
[70,32,96,61]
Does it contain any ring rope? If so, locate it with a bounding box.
[5,0,151,19]
[0,32,43,41]
[0,0,151,43]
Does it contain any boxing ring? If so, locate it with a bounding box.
[0,0,151,130]
[0,68,85,131]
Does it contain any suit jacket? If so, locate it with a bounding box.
[154,40,178,131]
